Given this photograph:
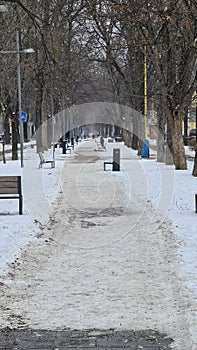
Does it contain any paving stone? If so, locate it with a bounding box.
[0,328,174,349]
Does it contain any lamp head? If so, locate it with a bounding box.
[23,48,34,53]
[0,5,8,12]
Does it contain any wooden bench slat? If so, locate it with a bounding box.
[0,176,19,182]
[0,182,18,187]
[0,188,19,194]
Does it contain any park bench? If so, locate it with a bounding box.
[104,161,114,171]
[0,176,23,215]
[38,152,55,169]
[104,148,120,171]
[94,140,107,151]
[61,141,72,154]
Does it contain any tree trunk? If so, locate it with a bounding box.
[137,139,143,156]
[132,133,139,150]
[35,85,44,153]
[47,116,52,149]
[183,109,188,145]
[24,121,29,142]
[166,117,174,165]
[157,113,165,163]
[122,129,132,147]
[192,146,197,177]
[132,122,143,154]
[35,106,43,154]
[2,111,6,164]
[132,116,139,150]
[4,114,11,145]
[171,112,187,170]
[11,119,18,161]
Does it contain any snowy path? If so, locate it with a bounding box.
[0,140,196,349]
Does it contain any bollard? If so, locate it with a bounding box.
[59,137,63,147]
[195,194,197,213]
[113,148,120,171]
[100,136,104,147]
[62,140,66,154]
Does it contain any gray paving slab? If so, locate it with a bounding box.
[0,329,173,349]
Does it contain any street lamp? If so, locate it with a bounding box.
[0,31,34,167]
[144,45,148,139]
[0,4,8,163]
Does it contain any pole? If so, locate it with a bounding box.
[195,194,197,213]
[0,6,7,163]
[16,31,24,167]
[52,115,55,160]
[195,71,197,144]
[51,94,55,160]
[2,109,6,164]
[144,45,148,139]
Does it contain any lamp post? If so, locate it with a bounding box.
[195,70,197,173]
[16,31,24,167]
[0,4,8,163]
[144,45,148,139]
[0,32,34,167]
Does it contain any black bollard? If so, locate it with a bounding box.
[59,137,63,147]
[62,140,66,154]
[100,136,104,147]
[71,137,74,149]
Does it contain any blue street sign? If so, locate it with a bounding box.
[18,111,27,122]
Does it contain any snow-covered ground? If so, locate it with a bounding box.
[0,139,196,291]
[0,143,65,273]
[0,138,196,348]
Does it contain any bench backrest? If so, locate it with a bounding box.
[0,176,22,195]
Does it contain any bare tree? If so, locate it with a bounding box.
[140,0,196,169]
[0,0,196,171]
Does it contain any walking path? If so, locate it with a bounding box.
[0,140,196,349]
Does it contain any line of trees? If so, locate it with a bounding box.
[0,0,196,174]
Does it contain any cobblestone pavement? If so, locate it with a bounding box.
[0,328,173,349]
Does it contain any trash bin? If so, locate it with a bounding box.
[113,148,120,171]
[141,139,149,158]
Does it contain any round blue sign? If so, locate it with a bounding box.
[19,111,27,122]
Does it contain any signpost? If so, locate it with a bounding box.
[52,115,56,160]
[18,111,27,123]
